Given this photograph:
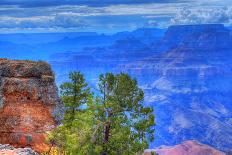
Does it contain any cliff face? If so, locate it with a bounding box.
[0,59,63,153]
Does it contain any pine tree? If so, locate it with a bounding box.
[92,73,155,155]
[48,71,94,154]
[60,71,90,126]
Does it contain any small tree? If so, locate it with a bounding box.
[92,73,155,155]
[60,71,90,126]
[48,71,94,154]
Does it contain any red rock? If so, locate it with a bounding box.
[145,140,225,155]
[0,59,63,153]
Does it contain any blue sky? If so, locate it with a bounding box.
[0,0,232,33]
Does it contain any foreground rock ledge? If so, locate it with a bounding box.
[0,59,63,153]
[0,144,38,155]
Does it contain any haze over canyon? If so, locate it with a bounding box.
[0,24,232,154]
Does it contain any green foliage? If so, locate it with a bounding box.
[60,71,91,126]
[26,135,32,145]
[151,151,158,155]
[48,71,94,154]
[48,72,155,155]
[91,73,155,155]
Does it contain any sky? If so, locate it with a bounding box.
[0,0,232,33]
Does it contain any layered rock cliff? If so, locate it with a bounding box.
[120,24,232,151]
[0,59,63,153]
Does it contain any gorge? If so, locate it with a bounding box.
[50,24,232,152]
[0,24,231,154]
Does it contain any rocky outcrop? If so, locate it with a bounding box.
[0,59,63,153]
[144,141,225,155]
[0,144,38,155]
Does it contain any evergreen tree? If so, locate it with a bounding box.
[48,71,94,154]
[60,71,90,126]
[91,73,155,155]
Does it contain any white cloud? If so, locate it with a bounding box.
[0,0,232,32]
[171,7,232,25]
[53,13,88,28]
[0,14,88,29]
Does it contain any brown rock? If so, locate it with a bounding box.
[0,59,63,153]
[145,140,225,155]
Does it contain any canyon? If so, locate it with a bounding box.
[49,24,232,151]
[0,24,231,153]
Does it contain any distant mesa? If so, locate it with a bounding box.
[153,24,231,51]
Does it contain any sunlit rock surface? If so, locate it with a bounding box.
[144,141,225,155]
[0,59,63,153]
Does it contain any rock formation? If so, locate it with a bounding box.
[0,144,38,155]
[0,59,63,153]
[144,140,225,155]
